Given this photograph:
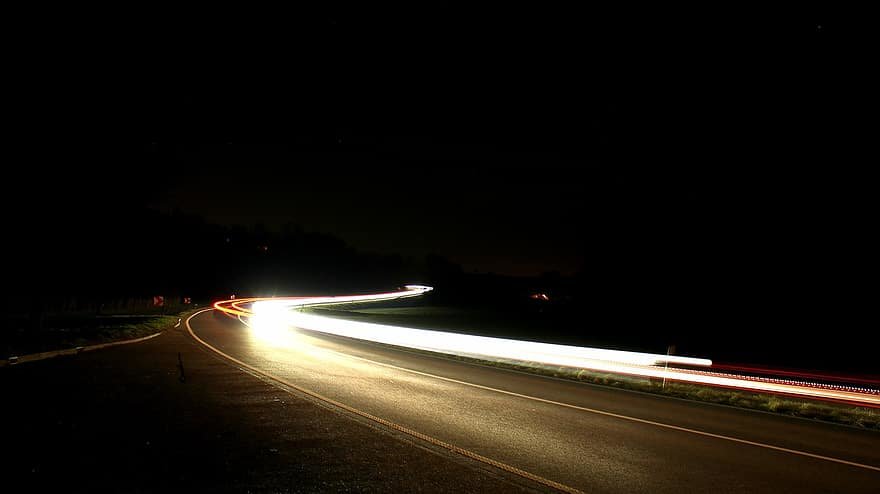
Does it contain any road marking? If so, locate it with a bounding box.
[1,330,165,367]
[187,310,584,494]
[191,310,880,475]
[322,342,880,473]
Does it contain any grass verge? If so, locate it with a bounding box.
[1,314,185,359]
[451,354,879,430]
[306,307,880,431]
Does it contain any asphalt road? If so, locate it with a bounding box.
[2,319,538,493]
[190,309,880,494]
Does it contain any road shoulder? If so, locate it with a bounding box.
[0,323,544,492]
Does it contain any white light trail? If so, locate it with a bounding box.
[213,286,880,407]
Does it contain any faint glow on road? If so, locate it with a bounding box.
[214,286,880,407]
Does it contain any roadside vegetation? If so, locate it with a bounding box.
[445,354,879,430]
[306,305,880,430]
[0,313,187,360]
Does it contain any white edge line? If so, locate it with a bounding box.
[196,309,880,474]
[324,343,880,472]
[2,329,166,366]
[188,309,585,494]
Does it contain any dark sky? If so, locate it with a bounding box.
[16,6,872,278]
[152,159,594,275]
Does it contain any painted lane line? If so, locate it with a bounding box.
[186,309,584,494]
[216,292,880,407]
[1,330,166,367]
[313,338,880,473]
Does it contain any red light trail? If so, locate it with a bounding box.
[213,286,880,408]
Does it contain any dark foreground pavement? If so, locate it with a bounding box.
[0,324,540,493]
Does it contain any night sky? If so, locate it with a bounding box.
[12,7,871,293]
[125,7,865,279]
[150,159,597,276]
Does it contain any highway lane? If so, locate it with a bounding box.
[216,292,879,406]
[189,310,880,493]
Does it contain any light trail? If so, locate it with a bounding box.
[213,286,880,408]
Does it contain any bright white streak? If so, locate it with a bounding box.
[237,286,880,407]
[250,288,713,369]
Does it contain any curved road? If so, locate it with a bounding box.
[188,309,880,493]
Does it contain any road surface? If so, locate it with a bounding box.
[188,309,880,493]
